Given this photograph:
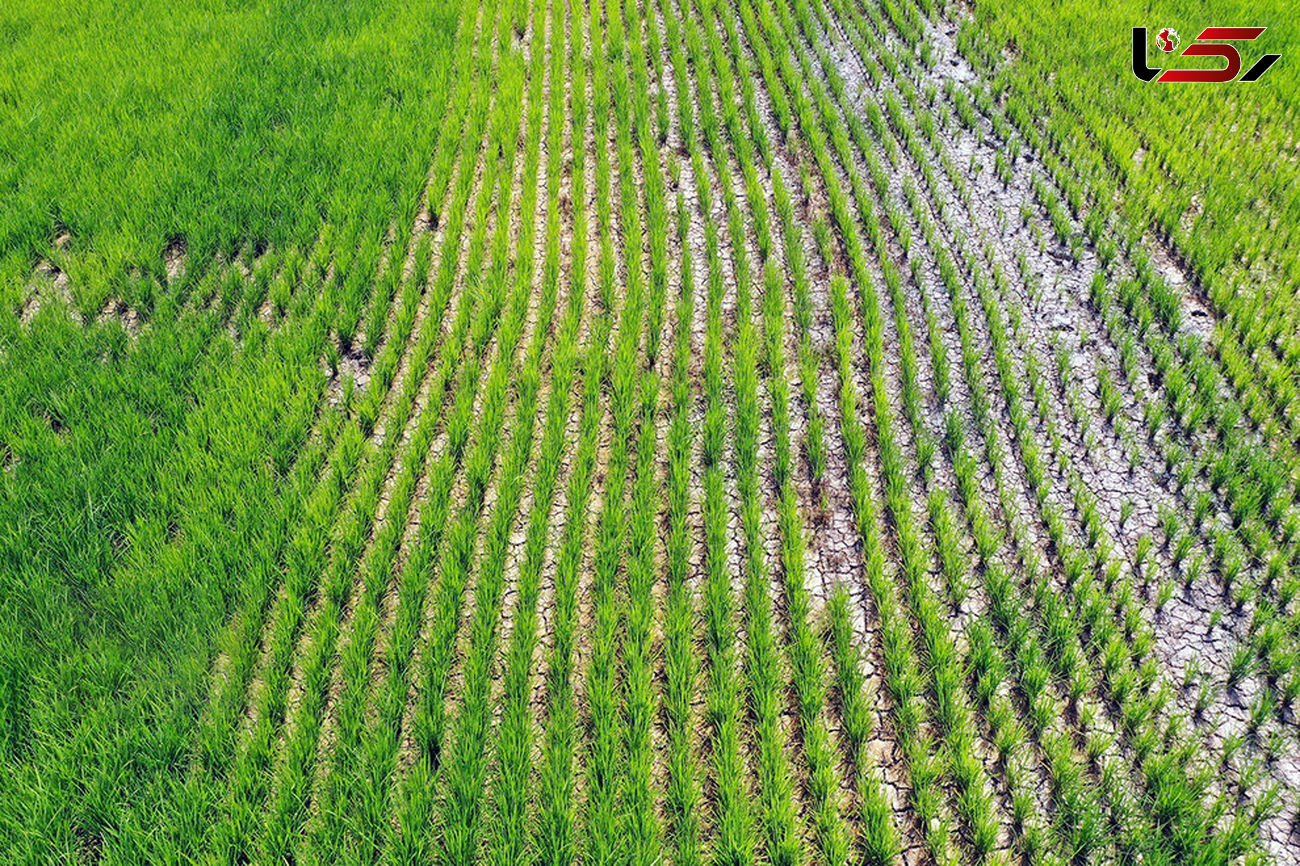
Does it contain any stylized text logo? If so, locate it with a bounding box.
[1132,26,1280,82]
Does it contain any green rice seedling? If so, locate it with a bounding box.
[1247,690,1273,735]
[480,13,591,861]
[1227,644,1254,688]
[1279,574,1298,608]
[1119,499,1134,530]
[1282,672,1300,709]
[549,1,650,858]
[660,192,702,866]
[701,9,865,858]
[435,18,581,864]
[1155,581,1175,612]
[1098,366,1122,424]
[685,33,805,865]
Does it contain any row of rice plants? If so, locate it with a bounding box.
[661,186,703,864]
[478,0,589,857]
[387,4,549,859]
[577,0,657,854]
[748,0,1015,855]
[670,0,805,859]
[647,11,708,857]
[533,0,635,854]
[435,0,576,852]
[611,0,675,858]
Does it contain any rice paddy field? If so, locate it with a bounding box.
[1,0,1299,862]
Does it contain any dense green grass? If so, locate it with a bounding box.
[0,1,458,859]
[0,0,457,303]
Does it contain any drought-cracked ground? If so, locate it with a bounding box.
[5,0,1300,862]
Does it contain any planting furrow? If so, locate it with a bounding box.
[480,0,592,857]
[432,0,577,855]
[387,5,554,859]
[533,0,642,856]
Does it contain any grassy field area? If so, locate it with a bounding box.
[0,0,457,314]
[1,0,1297,861]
